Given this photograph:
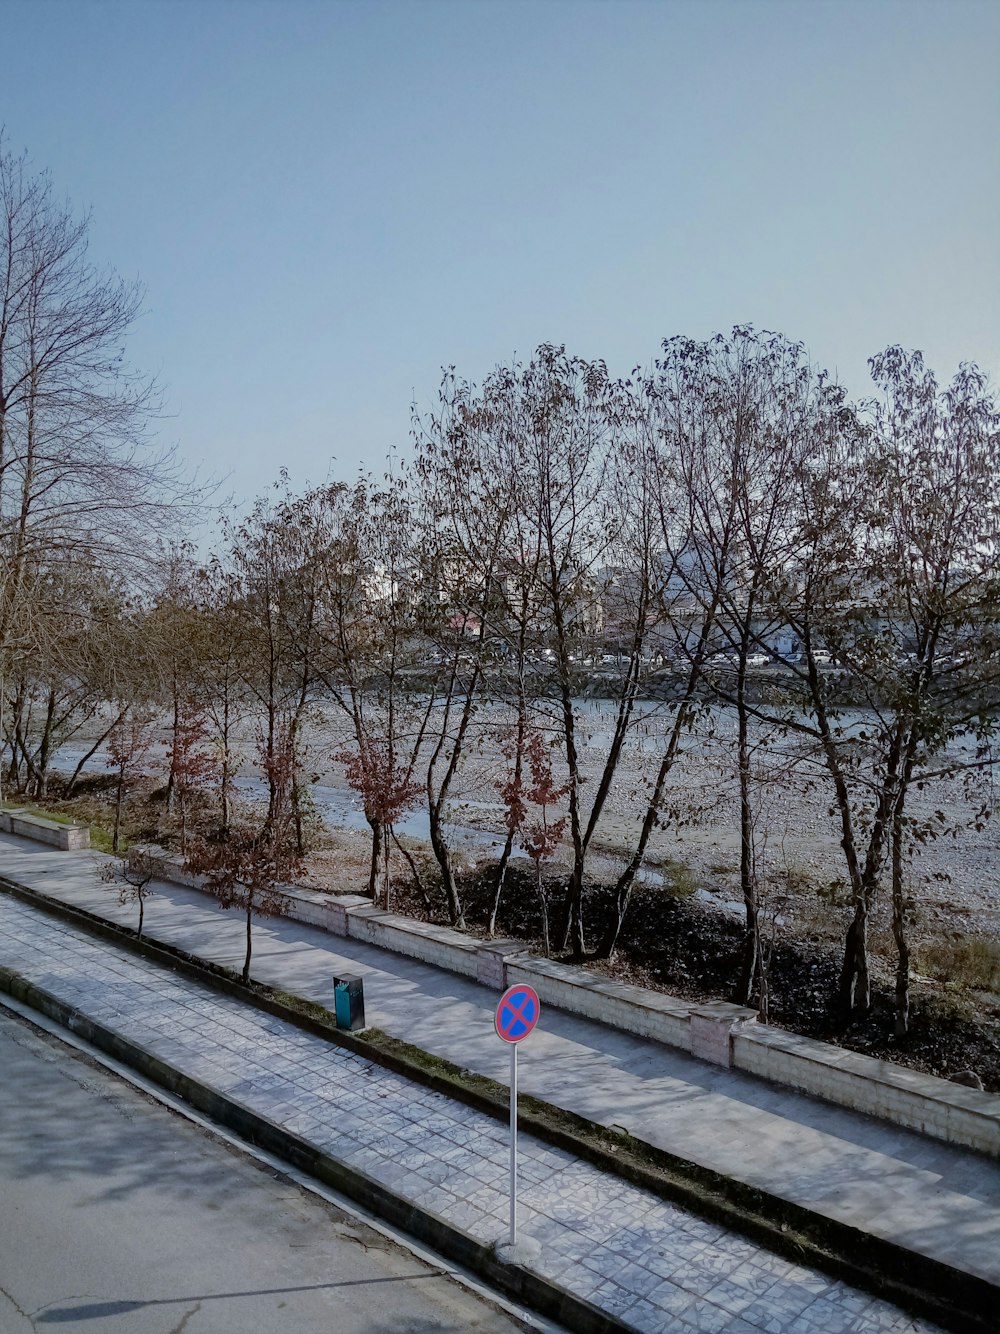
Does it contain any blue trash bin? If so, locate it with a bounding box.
[333,974,365,1031]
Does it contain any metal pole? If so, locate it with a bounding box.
[509,1041,518,1248]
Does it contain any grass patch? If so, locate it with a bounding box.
[917,937,1000,994]
[269,987,338,1027]
[87,825,117,853]
[639,854,700,898]
[2,797,116,851]
[660,858,700,898]
[1,800,78,825]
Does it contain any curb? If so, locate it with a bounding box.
[0,876,994,1334]
[0,964,628,1334]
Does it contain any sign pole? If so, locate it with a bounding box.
[493,982,540,1265]
[509,1041,518,1247]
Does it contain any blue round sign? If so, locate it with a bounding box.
[495,984,541,1044]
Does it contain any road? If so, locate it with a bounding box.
[0,1006,533,1334]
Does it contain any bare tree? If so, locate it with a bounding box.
[0,138,203,799]
[101,850,156,937]
[186,734,299,984]
[145,549,206,817]
[3,562,158,799]
[644,330,836,1001]
[107,707,156,852]
[191,559,251,829]
[336,738,422,909]
[432,349,647,956]
[0,138,194,660]
[221,477,327,852]
[297,475,435,900]
[163,704,216,853]
[413,371,536,928]
[486,491,546,937]
[819,350,1000,1025]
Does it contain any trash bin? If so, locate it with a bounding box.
[333,974,366,1031]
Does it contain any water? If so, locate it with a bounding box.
[41,744,522,862]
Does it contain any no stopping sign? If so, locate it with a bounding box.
[494,984,541,1043]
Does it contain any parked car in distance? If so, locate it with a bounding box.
[783,649,833,667]
[746,652,771,668]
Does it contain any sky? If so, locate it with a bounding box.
[3,0,998,513]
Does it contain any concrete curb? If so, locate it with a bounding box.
[0,876,994,1334]
[0,964,629,1334]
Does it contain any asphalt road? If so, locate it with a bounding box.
[0,1006,532,1334]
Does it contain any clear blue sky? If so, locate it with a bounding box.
[4,0,998,510]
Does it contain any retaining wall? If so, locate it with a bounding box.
[127,845,1000,1158]
[0,809,90,850]
[732,1025,1000,1158]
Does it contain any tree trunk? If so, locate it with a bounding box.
[536,863,550,957]
[428,802,464,927]
[366,817,381,898]
[166,687,179,814]
[551,637,585,959]
[137,895,145,938]
[600,888,629,963]
[390,829,433,916]
[382,823,391,911]
[292,775,305,856]
[220,695,232,828]
[597,698,698,960]
[68,717,122,795]
[243,904,253,983]
[488,825,517,938]
[113,772,125,854]
[838,901,871,1019]
[490,639,529,938]
[891,810,909,1037]
[35,686,57,797]
[559,862,586,959]
[757,928,771,1025]
[735,671,758,1005]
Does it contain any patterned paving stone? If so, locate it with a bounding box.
[0,894,947,1334]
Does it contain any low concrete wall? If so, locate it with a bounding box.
[128,847,205,889]
[128,844,1000,1158]
[507,955,699,1051]
[732,1025,1000,1158]
[344,902,480,978]
[0,809,90,850]
[477,940,528,990]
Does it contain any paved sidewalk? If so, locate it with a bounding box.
[0,887,944,1334]
[1,834,998,1296]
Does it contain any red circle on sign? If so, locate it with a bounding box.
[494,984,541,1044]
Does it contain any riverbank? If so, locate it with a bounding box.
[9,756,1000,1092]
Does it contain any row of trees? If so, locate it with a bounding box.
[3,139,998,1035]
